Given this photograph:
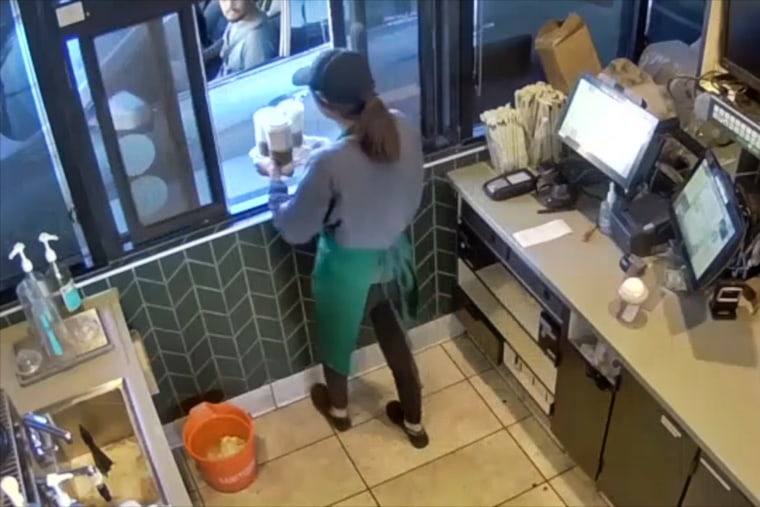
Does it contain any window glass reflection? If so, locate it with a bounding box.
[1,0,86,286]
[201,0,278,80]
[206,0,420,214]
[474,0,628,119]
[66,13,215,237]
[199,0,330,82]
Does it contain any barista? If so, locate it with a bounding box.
[267,49,429,448]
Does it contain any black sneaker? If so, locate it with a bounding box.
[385,400,429,449]
[310,384,351,432]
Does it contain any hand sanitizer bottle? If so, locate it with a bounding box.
[598,182,616,235]
[39,232,83,313]
[9,243,67,357]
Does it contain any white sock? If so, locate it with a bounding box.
[329,406,348,419]
[404,420,423,434]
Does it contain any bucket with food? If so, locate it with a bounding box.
[182,402,256,493]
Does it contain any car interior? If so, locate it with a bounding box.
[195,0,329,81]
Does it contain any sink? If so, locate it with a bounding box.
[34,379,163,506]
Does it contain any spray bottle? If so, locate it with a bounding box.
[598,182,616,236]
[39,232,83,313]
[9,243,66,357]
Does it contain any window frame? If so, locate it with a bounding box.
[14,0,119,264]
[58,1,228,246]
[1,0,651,307]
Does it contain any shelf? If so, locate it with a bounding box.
[503,340,554,414]
[458,261,557,393]
[476,263,542,342]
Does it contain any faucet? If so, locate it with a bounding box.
[22,412,72,468]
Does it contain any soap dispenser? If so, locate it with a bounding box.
[39,232,83,313]
[9,243,67,357]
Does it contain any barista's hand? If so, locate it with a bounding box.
[257,157,294,180]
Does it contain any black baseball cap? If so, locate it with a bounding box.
[292,49,375,105]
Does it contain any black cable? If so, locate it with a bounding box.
[665,71,739,102]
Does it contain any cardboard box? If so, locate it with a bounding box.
[535,13,602,93]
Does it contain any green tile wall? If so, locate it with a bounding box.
[0,147,486,422]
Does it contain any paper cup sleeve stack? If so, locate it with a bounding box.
[481,82,566,174]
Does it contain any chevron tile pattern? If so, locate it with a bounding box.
[0,147,486,422]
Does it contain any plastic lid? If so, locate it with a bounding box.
[267,110,291,130]
[39,232,59,263]
[618,277,649,304]
[8,243,33,273]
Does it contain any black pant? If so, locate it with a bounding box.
[323,285,422,424]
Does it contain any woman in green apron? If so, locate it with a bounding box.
[267,49,428,448]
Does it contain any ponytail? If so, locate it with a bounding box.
[354,96,400,164]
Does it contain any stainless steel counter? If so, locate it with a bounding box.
[449,162,760,505]
[0,289,191,506]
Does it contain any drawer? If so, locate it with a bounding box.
[505,250,569,324]
[458,222,498,272]
[551,336,614,480]
[538,311,562,366]
[461,202,569,326]
[682,455,753,507]
[454,287,503,365]
[598,368,698,506]
[503,340,555,415]
[461,202,511,261]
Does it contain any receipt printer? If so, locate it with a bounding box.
[610,193,674,257]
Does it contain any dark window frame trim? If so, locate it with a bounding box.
[1,0,482,303]
[66,3,229,245]
[0,143,488,311]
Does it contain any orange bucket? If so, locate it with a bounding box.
[182,402,256,493]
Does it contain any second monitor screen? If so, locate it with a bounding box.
[673,159,737,281]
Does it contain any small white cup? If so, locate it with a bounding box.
[617,277,649,323]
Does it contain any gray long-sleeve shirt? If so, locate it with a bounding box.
[271,113,424,249]
[217,16,277,76]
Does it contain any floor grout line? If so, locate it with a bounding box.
[361,427,506,493]
[196,338,568,506]
[341,355,469,433]
[439,337,478,379]
[196,354,467,504]
[228,352,469,469]
[328,489,375,507]
[464,373,556,497]
[449,346,566,485]
[491,482,546,507]
[547,480,569,507]
[334,430,377,506]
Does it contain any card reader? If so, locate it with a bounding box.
[483,169,537,201]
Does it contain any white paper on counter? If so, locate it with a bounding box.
[513,219,572,248]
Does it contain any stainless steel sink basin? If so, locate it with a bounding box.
[35,379,164,506]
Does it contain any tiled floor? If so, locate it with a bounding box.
[181,335,609,506]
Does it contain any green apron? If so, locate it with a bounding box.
[313,232,418,376]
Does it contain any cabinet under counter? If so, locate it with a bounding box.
[448,162,760,506]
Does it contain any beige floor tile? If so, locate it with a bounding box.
[508,418,574,480]
[200,437,364,507]
[549,467,606,507]
[349,346,465,425]
[501,484,565,506]
[333,491,378,507]
[442,336,493,377]
[469,370,530,427]
[372,430,543,506]
[340,381,501,486]
[254,397,333,463]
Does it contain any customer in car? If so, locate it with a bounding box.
[204,0,277,78]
